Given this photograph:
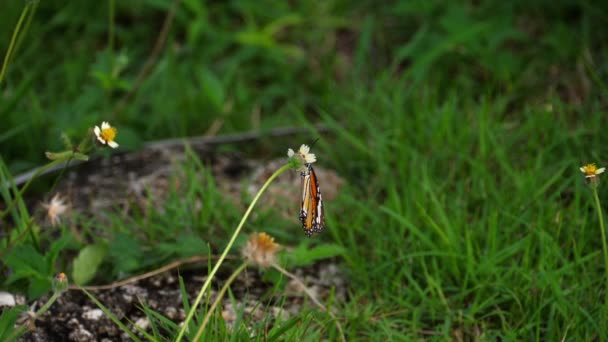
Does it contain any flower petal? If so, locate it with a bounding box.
[94,126,101,136]
[305,154,316,164]
[101,122,110,129]
[287,149,295,157]
[299,144,310,154]
[107,141,119,148]
[597,168,606,174]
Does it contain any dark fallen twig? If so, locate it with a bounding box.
[71,255,237,291]
[12,124,330,186]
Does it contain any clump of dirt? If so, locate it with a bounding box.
[21,262,345,341]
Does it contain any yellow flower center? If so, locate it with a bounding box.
[101,127,117,142]
[583,163,599,176]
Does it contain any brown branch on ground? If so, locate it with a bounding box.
[71,254,237,291]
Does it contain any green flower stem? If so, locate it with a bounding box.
[49,156,73,194]
[593,188,608,328]
[0,3,30,86]
[0,159,65,220]
[194,262,248,340]
[175,163,292,342]
[10,1,38,67]
[6,290,62,341]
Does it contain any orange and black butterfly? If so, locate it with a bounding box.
[299,164,325,236]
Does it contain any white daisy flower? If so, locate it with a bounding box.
[94,121,119,148]
[287,144,316,164]
[580,163,605,178]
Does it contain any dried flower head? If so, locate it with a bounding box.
[241,232,280,268]
[43,193,68,226]
[94,121,119,148]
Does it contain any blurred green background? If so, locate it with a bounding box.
[3,0,608,339]
[2,0,605,172]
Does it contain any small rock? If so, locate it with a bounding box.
[121,284,148,303]
[69,325,94,342]
[134,317,150,330]
[0,291,16,306]
[152,277,162,287]
[82,308,104,320]
[222,304,237,325]
[165,306,177,320]
[271,306,289,321]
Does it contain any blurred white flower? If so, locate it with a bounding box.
[43,193,69,226]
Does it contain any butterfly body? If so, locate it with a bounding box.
[299,164,325,236]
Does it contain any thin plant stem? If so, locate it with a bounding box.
[175,163,292,342]
[272,263,346,342]
[6,290,62,341]
[48,156,73,194]
[108,0,115,55]
[593,188,608,331]
[0,3,31,86]
[194,262,248,340]
[10,1,38,67]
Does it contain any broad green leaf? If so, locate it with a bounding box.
[72,244,107,285]
[156,234,208,259]
[108,233,143,274]
[4,245,48,284]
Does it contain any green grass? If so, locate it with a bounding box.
[2,0,608,340]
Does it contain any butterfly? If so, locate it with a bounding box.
[299,164,325,237]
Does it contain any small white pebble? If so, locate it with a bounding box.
[0,292,16,307]
[82,308,104,320]
[165,307,177,320]
[69,326,94,341]
[134,317,150,330]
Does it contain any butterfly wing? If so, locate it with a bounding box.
[300,165,325,236]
